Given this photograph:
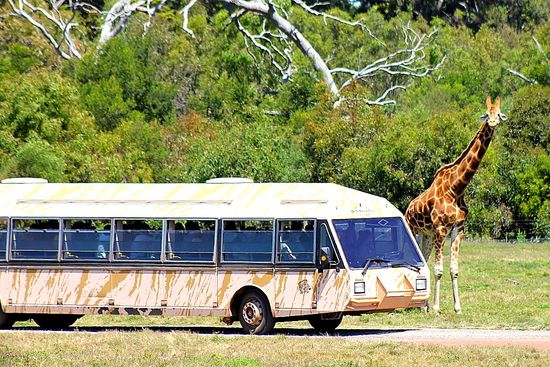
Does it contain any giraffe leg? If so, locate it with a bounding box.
[417,234,432,313]
[450,225,464,314]
[431,229,446,314]
[418,233,432,262]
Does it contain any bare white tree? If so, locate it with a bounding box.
[1,0,446,105]
[3,0,102,59]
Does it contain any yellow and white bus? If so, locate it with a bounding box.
[0,178,429,334]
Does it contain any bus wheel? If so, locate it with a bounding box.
[238,290,275,335]
[0,306,15,329]
[308,315,342,333]
[33,314,82,329]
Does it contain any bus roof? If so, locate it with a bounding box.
[0,182,402,220]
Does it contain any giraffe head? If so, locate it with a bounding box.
[480,96,507,127]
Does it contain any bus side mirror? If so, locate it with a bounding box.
[320,247,331,270]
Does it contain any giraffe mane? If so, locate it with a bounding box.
[433,121,488,177]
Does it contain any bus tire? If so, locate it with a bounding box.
[33,314,82,329]
[0,305,15,329]
[308,314,342,333]
[238,290,275,335]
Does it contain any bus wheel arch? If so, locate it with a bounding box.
[33,314,82,329]
[308,313,343,333]
[0,303,15,329]
[231,286,275,335]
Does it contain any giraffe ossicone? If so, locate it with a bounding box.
[405,96,506,314]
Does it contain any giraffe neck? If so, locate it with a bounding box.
[448,121,495,195]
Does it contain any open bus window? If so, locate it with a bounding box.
[222,220,273,262]
[114,220,162,260]
[277,220,315,263]
[63,220,111,260]
[0,219,6,261]
[12,219,59,260]
[166,220,215,262]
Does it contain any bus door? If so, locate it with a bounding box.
[315,222,348,312]
[274,220,317,310]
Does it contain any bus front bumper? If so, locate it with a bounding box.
[345,274,429,311]
[346,293,428,311]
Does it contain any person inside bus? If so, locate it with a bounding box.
[97,225,110,259]
[279,236,297,261]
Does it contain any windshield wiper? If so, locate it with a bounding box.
[361,258,391,276]
[390,262,421,273]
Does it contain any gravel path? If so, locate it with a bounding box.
[3,326,550,351]
[334,328,550,351]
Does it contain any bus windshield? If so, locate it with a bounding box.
[332,218,423,270]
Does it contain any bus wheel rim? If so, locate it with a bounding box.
[242,300,262,326]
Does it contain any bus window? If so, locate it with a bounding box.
[167,220,215,262]
[333,218,423,269]
[277,220,315,263]
[222,220,273,262]
[12,219,59,260]
[114,220,162,260]
[0,219,6,261]
[63,220,111,260]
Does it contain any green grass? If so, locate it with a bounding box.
[0,331,548,367]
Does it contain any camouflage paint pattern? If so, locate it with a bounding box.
[0,181,429,319]
[0,265,428,318]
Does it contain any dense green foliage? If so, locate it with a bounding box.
[0,2,548,239]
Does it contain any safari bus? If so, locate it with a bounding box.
[0,178,429,334]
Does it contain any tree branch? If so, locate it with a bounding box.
[332,24,445,104]
[291,0,385,45]
[532,36,547,61]
[179,0,197,37]
[5,0,83,59]
[236,18,292,77]
[507,68,537,84]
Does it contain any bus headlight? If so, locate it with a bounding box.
[354,281,366,294]
[416,277,427,291]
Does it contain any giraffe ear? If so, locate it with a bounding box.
[485,96,492,108]
[495,96,501,109]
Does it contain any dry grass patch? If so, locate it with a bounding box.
[0,331,547,367]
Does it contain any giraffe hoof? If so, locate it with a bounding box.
[455,308,462,314]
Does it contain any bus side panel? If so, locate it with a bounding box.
[109,270,164,307]
[57,269,110,306]
[274,270,316,314]
[315,269,350,312]
[7,268,61,306]
[165,270,217,309]
[217,270,274,316]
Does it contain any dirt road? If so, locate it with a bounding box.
[336,328,550,351]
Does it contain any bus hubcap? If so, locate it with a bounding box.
[242,300,262,326]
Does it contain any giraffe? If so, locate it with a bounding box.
[405,96,507,314]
